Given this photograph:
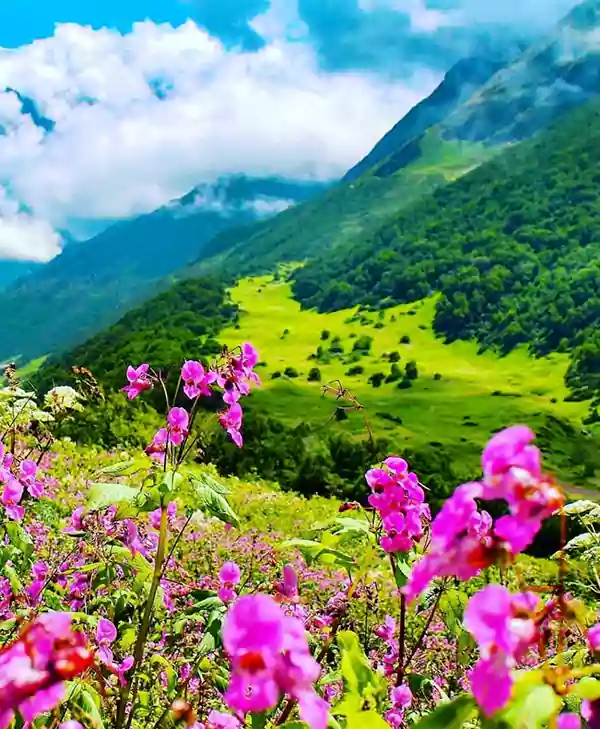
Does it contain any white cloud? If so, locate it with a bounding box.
[0,7,437,260]
[0,190,62,261]
[358,0,461,33]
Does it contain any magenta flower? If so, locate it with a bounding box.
[588,623,600,653]
[96,618,117,665]
[275,565,299,602]
[366,457,429,554]
[63,506,86,534]
[60,722,85,729]
[25,561,49,605]
[122,363,152,400]
[223,595,327,729]
[219,404,243,448]
[19,460,45,498]
[218,561,241,604]
[181,360,216,400]
[0,612,93,727]
[167,407,190,446]
[464,585,540,716]
[557,715,582,729]
[1,478,24,521]
[146,428,168,462]
[149,501,177,529]
[201,711,241,729]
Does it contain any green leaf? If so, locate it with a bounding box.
[346,711,390,729]
[251,713,267,729]
[283,539,356,570]
[96,459,137,476]
[393,559,411,589]
[192,472,231,495]
[502,684,562,729]
[337,631,386,706]
[573,677,600,701]
[87,482,142,518]
[411,695,477,729]
[3,564,23,595]
[439,590,468,632]
[192,478,240,528]
[5,522,34,558]
[160,471,184,494]
[68,682,106,729]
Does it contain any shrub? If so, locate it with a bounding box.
[271,371,282,379]
[389,351,401,363]
[345,365,364,376]
[308,367,322,382]
[284,367,299,378]
[397,378,412,389]
[385,363,402,383]
[400,335,411,344]
[433,372,442,381]
[320,330,330,341]
[368,372,385,388]
[353,335,373,353]
[405,360,418,380]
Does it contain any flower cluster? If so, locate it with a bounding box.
[96,618,134,685]
[385,685,413,729]
[366,457,430,553]
[125,343,260,459]
[0,443,48,521]
[223,594,328,729]
[218,561,241,604]
[464,585,542,716]
[0,612,93,726]
[404,426,562,602]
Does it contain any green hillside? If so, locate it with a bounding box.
[292,100,600,378]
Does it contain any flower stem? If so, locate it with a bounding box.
[115,504,169,729]
[396,592,407,686]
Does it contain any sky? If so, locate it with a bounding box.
[0,0,577,261]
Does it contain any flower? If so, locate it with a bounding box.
[181,360,216,400]
[1,479,24,521]
[149,502,177,529]
[275,565,299,603]
[44,386,84,414]
[464,585,540,716]
[0,612,93,727]
[219,404,243,448]
[365,457,429,554]
[63,507,86,535]
[167,407,190,446]
[146,428,168,462]
[223,595,327,729]
[122,364,152,400]
[557,715,581,729]
[96,618,117,665]
[588,623,600,653]
[218,562,241,604]
[20,459,45,498]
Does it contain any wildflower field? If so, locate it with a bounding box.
[0,343,599,729]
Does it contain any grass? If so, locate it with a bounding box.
[220,275,590,466]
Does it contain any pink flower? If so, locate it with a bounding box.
[122,364,152,400]
[219,404,243,448]
[464,585,540,716]
[167,407,189,446]
[146,428,168,462]
[365,457,429,554]
[63,507,86,534]
[96,618,117,665]
[482,425,541,483]
[25,562,49,605]
[181,360,216,400]
[1,478,24,521]
[218,561,241,604]
[149,502,177,529]
[223,595,327,729]
[19,460,45,499]
[60,722,85,729]
[275,565,299,603]
[203,710,241,729]
[588,623,600,653]
[557,715,581,729]
[0,612,93,727]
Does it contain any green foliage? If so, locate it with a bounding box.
[308,367,322,382]
[284,367,300,378]
[410,695,477,729]
[292,100,600,407]
[32,277,236,400]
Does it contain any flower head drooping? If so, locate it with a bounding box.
[385,684,413,729]
[218,562,241,604]
[0,612,93,727]
[2,478,24,521]
[366,456,430,554]
[20,459,45,499]
[167,407,190,446]
[219,404,243,448]
[96,618,117,665]
[404,426,562,602]
[146,428,168,463]
[181,361,216,400]
[223,595,327,729]
[464,585,540,716]
[121,364,152,400]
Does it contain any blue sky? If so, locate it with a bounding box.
[0,0,578,261]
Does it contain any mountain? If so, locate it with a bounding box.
[441,0,600,143]
[343,53,511,182]
[0,176,328,362]
[0,260,40,290]
[191,0,600,282]
[292,97,600,373]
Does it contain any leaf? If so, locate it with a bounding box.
[574,678,600,701]
[96,459,137,476]
[502,684,562,729]
[3,564,23,595]
[87,483,142,517]
[411,695,477,729]
[283,539,355,570]
[160,471,184,494]
[192,472,231,495]
[186,596,224,612]
[5,522,34,558]
[337,631,385,705]
[68,682,106,729]
[439,590,468,632]
[393,559,411,589]
[563,500,599,515]
[192,479,240,528]
[563,533,597,551]
[346,711,390,729]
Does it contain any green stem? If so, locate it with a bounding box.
[115,504,169,729]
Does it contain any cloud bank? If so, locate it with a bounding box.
[0,2,436,261]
